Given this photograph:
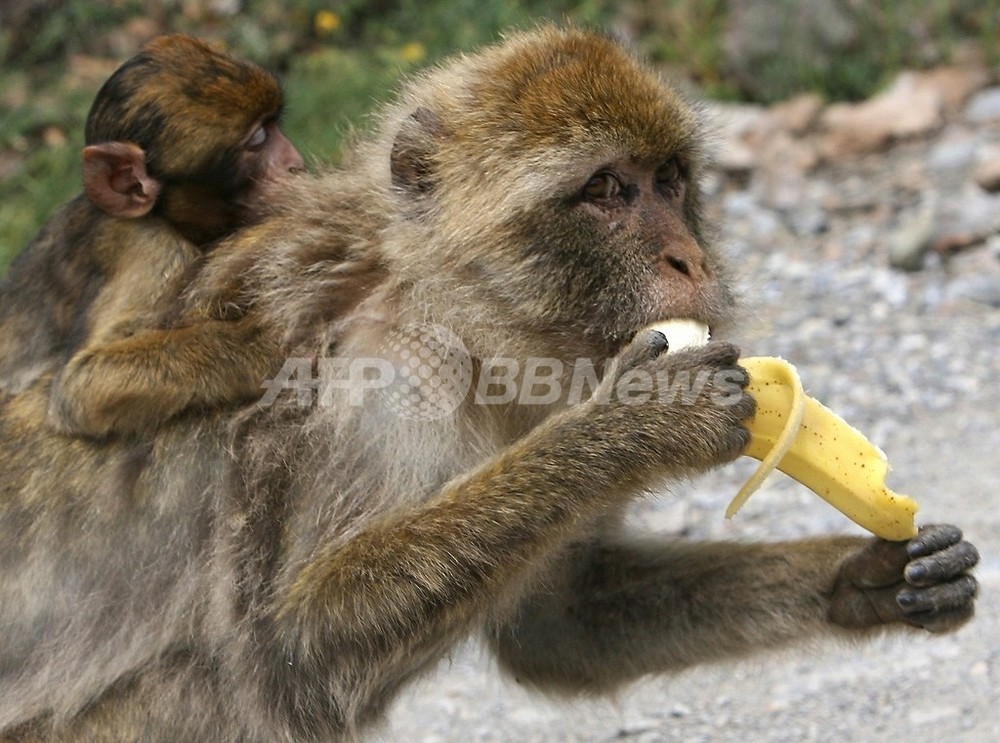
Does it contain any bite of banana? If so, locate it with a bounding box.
[647,320,919,541]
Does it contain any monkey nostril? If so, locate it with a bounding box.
[666,255,690,277]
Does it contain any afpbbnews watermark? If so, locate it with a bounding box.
[260,323,745,420]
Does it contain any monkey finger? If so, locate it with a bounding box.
[904,541,980,586]
[719,422,752,463]
[897,574,979,619]
[614,329,671,374]
[903,603,977,634]
[692,340,742,369]
[906,523,964,558]
[651,342,745,382]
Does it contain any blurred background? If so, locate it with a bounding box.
[2,3,1000,741]
[0,0,997,267]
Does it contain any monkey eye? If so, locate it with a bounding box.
[655,158,683,191]
[246,125,268,151]
[582,172,621,201]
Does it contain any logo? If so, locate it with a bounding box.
[377,323,474,420]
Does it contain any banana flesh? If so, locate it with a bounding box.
[647,321,919,541]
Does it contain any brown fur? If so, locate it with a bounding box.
[0,27,977,742]
[0,34,303,437]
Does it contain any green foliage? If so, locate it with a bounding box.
[630,0,999,103]
[633,0,736,99]
[263,0,615,161]
[0,0,614,270]
[283,46,424,163]
[0,68,91,269]
[0,142,83,268]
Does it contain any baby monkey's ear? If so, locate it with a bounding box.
[82,142,161,219]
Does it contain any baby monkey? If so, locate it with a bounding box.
[0,34,304,437]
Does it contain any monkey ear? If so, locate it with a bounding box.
[390,107,446,196]
[82,142,162,218]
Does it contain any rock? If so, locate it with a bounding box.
[768,93,824,135]
[933,233,989,255]
[709,103,767,175]
[888,202,936,271]
[786,204,828,237]
[870,267,909,306]
[912,66,990,111]
[715,138,757,176]
[949,276,1000,307]
[926,134,979,174]
[819,72,944,159]
[933,185,1000,247]
[974,157,1000,193]
[964,87,1000,123]
[755,134,821,212]
[709,102,769,140]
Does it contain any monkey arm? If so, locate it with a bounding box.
[261,339,756,717]
[267,411,670,712]
[47,317,282,439]
[488,534,861,693]
[489,526,978,694]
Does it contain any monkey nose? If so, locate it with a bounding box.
[660,244,710,282]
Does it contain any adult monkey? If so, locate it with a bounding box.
[0,34,303,436]
[0,27,978,742]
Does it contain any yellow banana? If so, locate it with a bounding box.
[648,321,919,541]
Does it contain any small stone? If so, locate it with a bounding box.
[964,86,1000,122]
[716,138,757,175]
[932,185,1000,247]
[768,93,824,135]
[888,203,935,271]
[820,73,944,159]
[927,136,978,173]
[947,275,1000,307]
[973,158,1000,193]
[908,705,961,726]
[913,65,990,111]
[787,205,828,237]
[870,267,909,306]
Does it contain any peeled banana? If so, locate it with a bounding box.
[647,321,919,541]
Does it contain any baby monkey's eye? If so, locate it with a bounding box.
[582,172,621,201]
[246,125,268,151]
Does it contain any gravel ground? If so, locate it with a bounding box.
[382,98,1000,741]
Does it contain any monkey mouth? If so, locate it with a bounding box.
[598,318,711,359]
[644,319,711,349]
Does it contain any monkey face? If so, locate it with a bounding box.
[495,156,733,359]
[386,28,734,361]
[84,33,305,246]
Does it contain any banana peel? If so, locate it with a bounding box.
[648,321,919,541]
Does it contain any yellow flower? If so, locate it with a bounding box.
[400,42,426,63]
[314,10,341,35]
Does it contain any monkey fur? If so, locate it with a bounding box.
[0,27,978,742]
[0,34,302,437]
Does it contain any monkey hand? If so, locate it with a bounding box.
[590,330,755,476]
[828,524,979,633]
[47,317,283,439]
